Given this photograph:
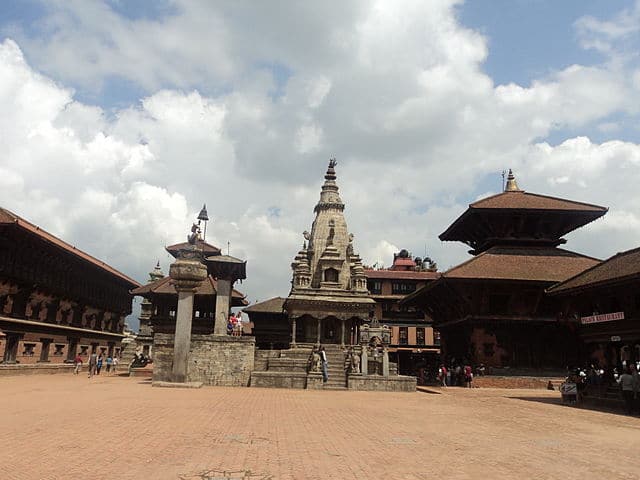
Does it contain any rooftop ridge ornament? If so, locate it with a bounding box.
[504,169,522,192]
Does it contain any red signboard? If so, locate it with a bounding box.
[580,311,624,325]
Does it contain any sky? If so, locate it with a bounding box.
[2,0,640,331]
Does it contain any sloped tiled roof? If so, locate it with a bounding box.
[441,246,600,283]
[470,191,607,212]
[547,246,640,294]
[165,240,221,258]
[0,207,140,288]
[243,297,286,314]
[364,270,440,281]
[131,274,246,303]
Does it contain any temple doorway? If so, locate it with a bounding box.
[322,317,339,344]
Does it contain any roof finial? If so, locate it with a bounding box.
[325,158,337,181]
[504,169,521,192]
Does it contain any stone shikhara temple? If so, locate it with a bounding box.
[248,160,416,391]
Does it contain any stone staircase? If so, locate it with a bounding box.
[322,345,348,390]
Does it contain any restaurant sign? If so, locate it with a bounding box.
[580,311,624,325]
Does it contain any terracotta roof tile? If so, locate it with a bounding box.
[364,270,440,280]
[470,191,607,212]
[131,275,246,303]
[165,240,221,257]
[0,207,140,287]
[243,297,286,314]
[547,246,640,294]
[442,246,600,283]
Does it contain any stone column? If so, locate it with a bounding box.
[316,318,322,346]
[213,278,232,336]
[360,346,368,375]
[291,317,297,347]
[169,252,208,383]
[38,338,52,362]
[382,346,389,377]
[340,319,346,347]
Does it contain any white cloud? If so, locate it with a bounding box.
[1,2,640,329]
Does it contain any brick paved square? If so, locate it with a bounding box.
[1,375,639,480]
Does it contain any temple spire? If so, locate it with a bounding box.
[504,169,521,192]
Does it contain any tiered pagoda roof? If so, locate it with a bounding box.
[404,171,606,311]
[440,171,607,255]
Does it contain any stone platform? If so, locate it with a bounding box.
[152,333,255,386]
[0,363,74,376]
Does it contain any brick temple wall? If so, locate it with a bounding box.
[153,333,255,386]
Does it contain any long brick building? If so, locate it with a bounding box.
[0,207,140,371]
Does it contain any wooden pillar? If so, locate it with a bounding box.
[316,318,321,346]
[340,319,346,347]
[66,337,79,362]
[38,338,52,362]
[2,333,22,364]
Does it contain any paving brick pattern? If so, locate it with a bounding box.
[1,375,639,480]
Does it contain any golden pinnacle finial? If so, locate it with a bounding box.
[504,169,521,192]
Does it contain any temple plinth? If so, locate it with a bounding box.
[168,248,207,383]
[205,255,247,336]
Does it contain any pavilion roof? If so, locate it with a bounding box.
[165,240,221,258]
[439,246,600,283]
[469,191,608,212]
[547,246,640,295]
[439,191,607,255]
[243,297,286,314]
[0,207,140,288]
[131,274,247,305]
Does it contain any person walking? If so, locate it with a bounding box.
[96,354,104,375]
[464,364,473,388]
[113,356,119,374]
[106,355,113,375]
[320,346,329,383]
[88,351,97,378]
[618,366,635,414]
[73,354,83,375]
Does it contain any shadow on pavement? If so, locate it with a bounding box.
[508,395,635,418]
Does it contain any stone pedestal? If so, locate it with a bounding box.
[361,347,368,375]
[382,348,389,377]
[306,372,324,389]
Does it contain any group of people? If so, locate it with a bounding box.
[226,311,245,336]
[437,363,474,388]
[73,352,118,378]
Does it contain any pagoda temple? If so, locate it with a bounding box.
[404,171,607,370]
